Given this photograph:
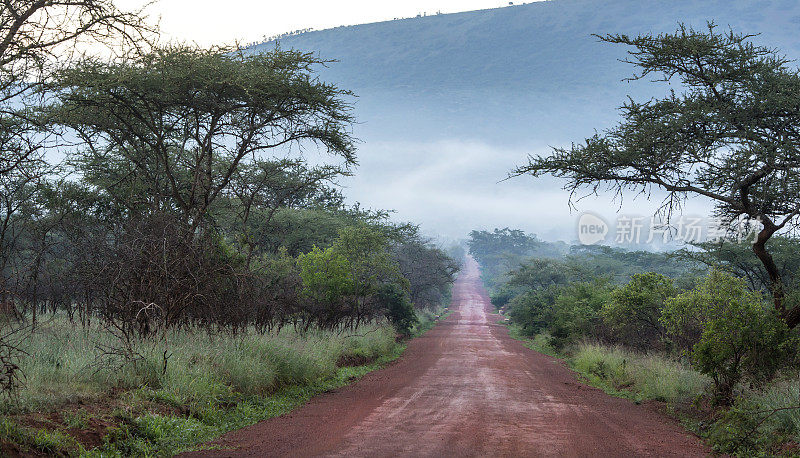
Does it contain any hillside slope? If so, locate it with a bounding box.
[251,0,800,142]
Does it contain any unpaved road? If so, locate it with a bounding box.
[185,257,708,457]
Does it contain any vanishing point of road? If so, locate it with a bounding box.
[185,257,709,457]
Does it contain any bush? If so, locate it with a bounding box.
[548,280,614,349]
[89,214,252,335]
[706,399,773,456]
[378,283,417,337]
[602,272,676,350]
[507,287,558,337]
[296,226,409,330]
[661,270,797,404]
[490,285,517,310]
[297,245,354,304]
[749,374,800,440]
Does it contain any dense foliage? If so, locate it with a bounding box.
[602,273,675,350]
[662,271,796,404]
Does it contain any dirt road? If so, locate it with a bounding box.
[185,257,708,457]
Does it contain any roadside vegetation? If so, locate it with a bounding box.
[4,0,800,456]
[0,1,460,454]
[471,228,800,456]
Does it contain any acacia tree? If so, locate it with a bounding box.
[225,159,347,266]
[43,46,356,333]
[675,237,800,294]
[0,0,151,68]
[50,46,356,229]
[0,0,152,330]
[513,24,800,327]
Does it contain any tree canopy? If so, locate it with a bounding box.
[48,46,356,230]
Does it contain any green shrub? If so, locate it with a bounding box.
[661,270,797,404]
[490,285,517,310]
[507,287,558,337]
[709,373,800,456]
[297,245,354,303]
[378,283,418,337]
[507,279,613,347]
[602,272,675,349]
[707,399,773,456]
[549,280,614,349]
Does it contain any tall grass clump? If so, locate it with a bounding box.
[0,314,411,454]
[705,375,800,456]
[750,375,800,438]
[0,315,400,415]
[705,372,800,455]
[571,342,709,404]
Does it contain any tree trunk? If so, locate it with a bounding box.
[752,225,800,328]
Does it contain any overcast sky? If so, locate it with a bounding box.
[118,0,526,47]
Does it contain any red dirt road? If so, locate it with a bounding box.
[185,258,709,457]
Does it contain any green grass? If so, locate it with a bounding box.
[0,309,453,456]
[413,306,449,336]
[95,353,403,456]
[507,326,558,357]
[0,417,81,455]
[741,373,800,445]
[506,326,708,404]
[62,409,91,429]
[2,317,399,415]
[570,342,709,404]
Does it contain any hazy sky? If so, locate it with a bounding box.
[118,0,527,47]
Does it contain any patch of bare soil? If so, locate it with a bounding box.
[336,354,375,368]
[2,387,184,456]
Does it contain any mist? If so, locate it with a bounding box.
[342,138,716,242]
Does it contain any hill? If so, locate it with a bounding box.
[251,0,800,142]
